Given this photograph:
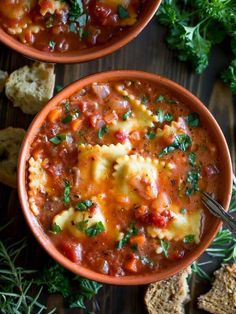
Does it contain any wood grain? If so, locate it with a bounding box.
[0,17,235,314]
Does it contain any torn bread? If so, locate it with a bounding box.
[198,264,236,314]
[144,267,191,314]
[0,70,8,92]
[5,62,55,115]
[0,127,25,188]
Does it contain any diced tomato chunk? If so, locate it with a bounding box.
[104,111,118,124]
[89,0,119,26]
[59,240,82,263]
[124,256,139,273]
[202,164,219,177]
[115,130,128,143]
[88,114,103,128]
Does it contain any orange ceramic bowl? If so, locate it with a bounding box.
[0,0,161,64]
[18,70,233,285]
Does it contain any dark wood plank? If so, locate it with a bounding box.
[0,17,235,314]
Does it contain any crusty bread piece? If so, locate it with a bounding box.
[198,264,236,314]
[5,62,55,115]
[0,127,25,188]
[0,70,8,92]
[144,267,191,314]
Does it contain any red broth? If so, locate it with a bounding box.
[28,79,220,276]
[0,0,144,52]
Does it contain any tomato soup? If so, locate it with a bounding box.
[28,79,220,276]
[0,0,144,52]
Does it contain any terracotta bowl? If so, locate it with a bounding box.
[18,70,233,285]
[0,0,161,64]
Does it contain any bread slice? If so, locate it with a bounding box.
[198,264,236,314]
[0,70,8,92]
[144,267,191,314]
[0,127,25,188]
[5,62,55,115]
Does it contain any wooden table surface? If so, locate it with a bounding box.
[0,16,235,314]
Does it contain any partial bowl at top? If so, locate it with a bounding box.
[0,0,161,63]
[18,70,232,285]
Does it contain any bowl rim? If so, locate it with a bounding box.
[18,70,233,285]
[0,0,161,63]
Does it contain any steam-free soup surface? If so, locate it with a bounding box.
[28,79,220,276]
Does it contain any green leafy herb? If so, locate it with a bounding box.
[191,261,211,281]
[157,109,173,123]
[69,0,87,27]
[62,115,73,124]
[139,256,154,267]
[49,134,68,145]
[141,95,149,104]
[85,222,105,237]
[117,224,138,249]
[159,134,192,157]
[46,16,54,28]
[69,22,77,33]
[160,239,170,257]
[187,112,200,127]
[186,169,201,196]
[98,125,108,139]
[188,152,196,166]
[183,234,195,243]
[51,223,62,234]
[75,200,93,211]
[180,207,187,214]
[123,110,133,120]
[76,220,88,231]
[63,180,70,204]
[117,4,129,19]
[155,95,177,104]
[55,84,62,93]
[156,0,236,94]
[64,100,70,113]
[145,131,156,140]
[49,40,56,50]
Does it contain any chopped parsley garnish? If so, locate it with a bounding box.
[46,16,54,28]
[117,5,129,19]
[183,234,195,243]
[141,95,149,104]
[75,200,93,211]
[158,134,192,157]
[187,112,200,127]
[117,224,138,249]
[139,256,154,267]
[180,208,187,214]
[160,239,170,257]
[49,134,68,145]
[123,110,132,121]
[155,95,166,103]
[62,115,73,124]
[69,0,87,27]
[186,169,201,196]
[188,152,196,166]
[156,109,173,123]
[145,131,156,140]
[123,95,130,101]
[85,222,105,237]
[69,22,77,33]
[98,125,108,139]
[76,220,88,231]
[155,95,177,104]
[64,100,70,113]
[63,180,70,204]
[51,223,62,234]
[49,40,56,50]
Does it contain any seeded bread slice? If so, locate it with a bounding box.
[5,62,55,115]
[198,264,236,314]
[0,127,25,188]
[0,70,8,92]
[144,267,191,314]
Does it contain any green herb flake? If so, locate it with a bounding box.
[62,115,73,124]
[145,132,156,140]
[123,110,133,121]
[49,40,56,50]
[141,95,149,104]
[157,109,173,123]
[180,208,187,214]
[85,221,105,237]
[51,223,62,234]
[64,100,70,113]
[139,256,154,267]
[55,84,62,93]
[188,152,196,166]
[63,180,70,204]
[123,95,130,101]
[155,95,166,103]
[49,134,67,145]
[117,224,138,249]
[187,112,200,127]
[183,234,195,243]
[186,169,201,196]
[117,4,129,19]
[160,239,170,258]
[69,22,77,33]
[98,125,108,139]
[76,220,88,232]
[159,134,192,157]
[75,200,93,211]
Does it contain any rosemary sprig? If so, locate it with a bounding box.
[229,174,236,213]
